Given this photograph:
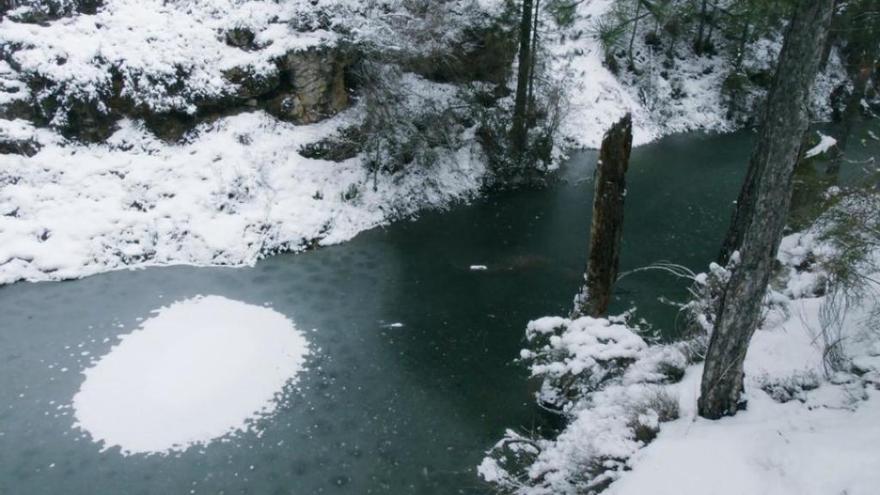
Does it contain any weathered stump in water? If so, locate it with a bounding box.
[573,113,633,318]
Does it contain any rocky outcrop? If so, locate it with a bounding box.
[1,43,354,144]
[265,47,351,124]
[222,66,281,101]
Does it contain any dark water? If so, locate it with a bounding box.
[1,130,758,494]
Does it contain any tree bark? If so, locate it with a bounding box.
[699,0,834,420]
[511,0,534,154]
[718,1,835,265]
[527,0,541,116]
[628,0,642,69]
[734,19,750,71]
[694,0,710,54]
[704,0,718,45]
[573,114,633,318]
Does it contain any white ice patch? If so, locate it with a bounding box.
[71,295,309,455]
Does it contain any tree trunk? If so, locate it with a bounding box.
[628,0,642,69]
[819,0,839,71]
[718,1,836,265]
[573,114,633,318]
[511,0,534,154]
[699,0,834,420]
[835,47,877,166]
[734,19,750,71]
[527,0,541,116]
[704,0,718,45]
[694,0,710,54]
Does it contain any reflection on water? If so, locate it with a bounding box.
[0,130,758,494]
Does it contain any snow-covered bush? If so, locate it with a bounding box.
[480,315,689,494]
[353,61,471,177]
[521,316,648,410]
[808,186,880,375]
[756,371,822,403]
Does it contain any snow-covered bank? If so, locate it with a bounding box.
[0,0,334,117]
[608,290,880,495]
[0,0,854,286]
[481,219,880,493]
[0,0,500,284]
[609,372,880,495]
[73,295,310,455]
[0,107,485,285]
[604,202,879,495]
[550,0,846,148]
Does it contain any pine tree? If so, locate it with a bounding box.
[699,0,835,419]
[511,0,534,154]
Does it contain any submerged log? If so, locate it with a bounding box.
[573,113,633,318]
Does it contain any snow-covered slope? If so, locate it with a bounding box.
[480,223,880,494]
[550,0,662,147]
[0,0,850,285]
[551,0,845,148]
[0,107,485,285]
[0,0,490,284]
[608,294,880,495]
[0,0,335,117]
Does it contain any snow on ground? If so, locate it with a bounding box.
[549,1,844,149]
[607,298,880,495]
[72,295,309,455]
[0,104,485,284]
[0,0,490,285]
[608,381,880,495]
[481,227,880,494]
[548,0,734,148]
[0,0,338,115]
[550,0,660,148]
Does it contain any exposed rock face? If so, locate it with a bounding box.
[56,97,118,142]
[265,47,351,124]
[1,43,354,143]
